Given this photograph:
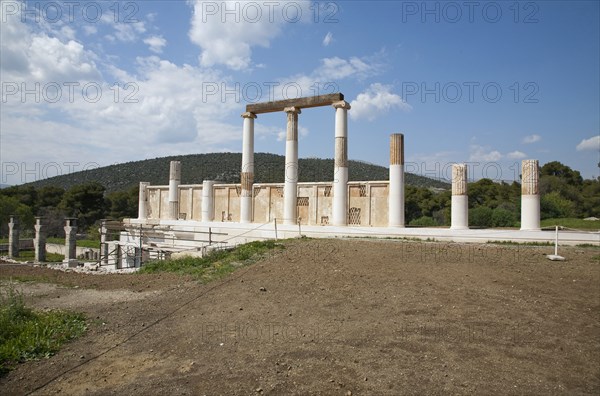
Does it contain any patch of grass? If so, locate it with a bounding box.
[46,238,99,249]
[576,243,600,249]
[139,240,283,283]
[487,240,553,247]
[541,218,600,231]
[12,250,64,263]
[0,283,86,376]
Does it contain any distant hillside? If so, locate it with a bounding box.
[25,153,450,193]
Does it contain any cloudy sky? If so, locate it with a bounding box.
[1,0,598,186]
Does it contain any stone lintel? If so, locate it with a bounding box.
[246,93,344,114]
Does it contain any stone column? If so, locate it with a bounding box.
[451,164,469,230]
[202,180,215,222]
[332,100,351,226]
[64,218,77,264]
[388,133,405,227]
[240,112,257,223]
[34,217,46,262]
[8,215,19,258]
[283,107,301,225]
[138,182,149,220]
[520,159,540,230]
[100,220,109,266]
[168,161,181,220]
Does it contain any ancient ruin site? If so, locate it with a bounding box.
[1,1,599,395]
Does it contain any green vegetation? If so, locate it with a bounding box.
[408,216,437,227]
[0,283,86,376]
[540,218,600,231]
[11,251,64,263]
[486,240,554,247]
[139,240,282,282]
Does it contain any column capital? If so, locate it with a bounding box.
[283,106,301,114]
[332,100,351,110]
[241,112,257,119]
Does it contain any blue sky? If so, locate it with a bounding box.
[1,0,598,186]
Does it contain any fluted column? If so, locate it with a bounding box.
[388,133,405,227]
[168,161,181,220]
[332,101,351,226]
[34,217,46,262]
[520,159,540,230]
[138,182,149,220]
[202,180,215,222]
[451,164,469,230]
[241,112,257,223]
[8,215,19,258]
[283,107,301,225]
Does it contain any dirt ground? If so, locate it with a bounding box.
[1,239,598,395]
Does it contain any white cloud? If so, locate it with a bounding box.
[322,32,333,46]
[469,145,503,162]
[83,25,98,36]
[576,135,600,151]
[270,54,381,101]
[506,150,527,159]
[0,8,100,83]
[144,35,167,53]
[188,0,311,70]
[349,83,412,121]
[523,134,541,144]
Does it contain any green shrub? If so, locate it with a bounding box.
[469,206,494,227]
[491,207,517,227]
[409,216,437,227]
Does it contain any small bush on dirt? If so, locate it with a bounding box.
[0,283,86,376]
[139,240,282,282]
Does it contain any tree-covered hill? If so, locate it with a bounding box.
[24,153,450,193]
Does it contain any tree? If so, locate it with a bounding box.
[106,185,139,220]
[541,191,576,219]
[36,186,65,209]
[59,182,107,229]
[540,161,583,186]
[0,195,34,238]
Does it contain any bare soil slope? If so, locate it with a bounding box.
[1,239,598,395]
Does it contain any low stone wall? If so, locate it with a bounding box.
[46,243,100,261]
[0,239,34,252]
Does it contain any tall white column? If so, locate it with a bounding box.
[283,107,301,225]
[332,101,351,226]
[34,217,46,262]
[241,112,256,223]
[388,133,405,227]
[168,161,181,220]
[520,159,540,230]
[8,215,19,258]
[138,182,149,219]
[202,180,215,222]
[64,218,77,264]
[451,164,469,230]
